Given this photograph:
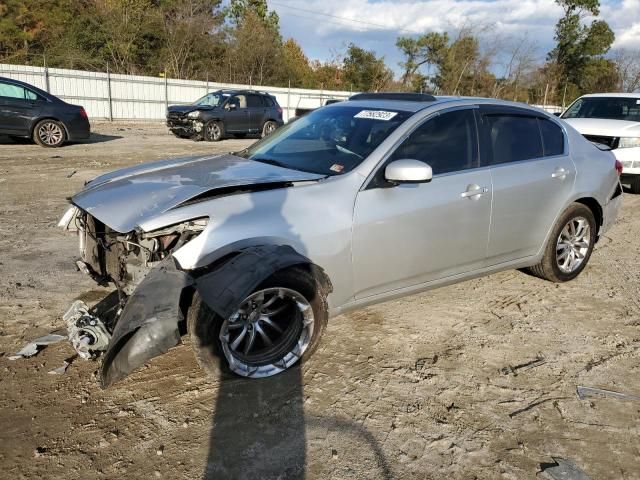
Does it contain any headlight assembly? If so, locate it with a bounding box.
[187,110,201,119]
[618,137,640,149]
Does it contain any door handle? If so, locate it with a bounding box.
[460,185,489,198]
[551,167,570,179]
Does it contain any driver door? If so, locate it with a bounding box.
[352,108,492,299]
[224,95,250,132]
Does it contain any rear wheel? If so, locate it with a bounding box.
[33,119,66,147]
[188,267,328,379]
[204,121,224,142]
[261,120,278,138]
[628,176,640,194]
[526,203,596,282]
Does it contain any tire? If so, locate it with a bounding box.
[204,120,224,142]
[187,266,328,379]
[526,202,596,282]
[33,119,66,147]
[629,176,640,195]
[261,120,278,138]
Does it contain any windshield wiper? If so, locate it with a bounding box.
[251,157,289,169]
[336,144,363,159]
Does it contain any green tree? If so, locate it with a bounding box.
[227,0,279,31]
[342,43,392,92]
[548,0,616,95]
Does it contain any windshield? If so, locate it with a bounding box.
[194,92,229,107]
[562,97,640,122]
[238,106,411,176]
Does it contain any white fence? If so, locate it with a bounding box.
[0,64,353,122]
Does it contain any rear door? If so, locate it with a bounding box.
[247,94,267,131]
[478,107,575,264]
[0,81,42,135]
[352,107,492,299]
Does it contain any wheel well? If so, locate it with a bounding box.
[30,117,68,138]
[575,197,603,235]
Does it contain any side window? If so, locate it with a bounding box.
[263,96,274,107]
[481,114,543,165]
[230,95,247,108]
[538,118,565,156]
[0,81,34,100]
[390,109,478,175]
[247,95,263,108]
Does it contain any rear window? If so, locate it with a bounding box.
[481,114,543,165]
[539,118,565,156]
[247,95,263,108]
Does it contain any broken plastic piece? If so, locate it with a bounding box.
[576,386,640,402]
[540,457,591,480]
[8,332,67,360]
[48,361,70,375]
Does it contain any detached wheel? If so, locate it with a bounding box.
[262,120,277,138]
[188,267,328,379]
[204,121,224,142]
[33,119,66,147]
[526,203,596,282]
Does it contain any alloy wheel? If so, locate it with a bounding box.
[207,122,221,141]
[219,287,314,377]
[556,216,591,273]
[38,122,63,146]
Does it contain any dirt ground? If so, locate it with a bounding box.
[0,122,639,480]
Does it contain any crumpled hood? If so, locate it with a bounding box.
[167,104,215,114]
[562,118,640,137]
[72,153,325,233]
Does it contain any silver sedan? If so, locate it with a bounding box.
[60,93,623,386]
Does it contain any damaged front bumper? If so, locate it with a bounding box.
[61,207,326,387]
[166,117,204,137]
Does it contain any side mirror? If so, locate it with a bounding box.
[385,159,433,184]
[226,103,237,110]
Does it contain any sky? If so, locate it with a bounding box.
[268,0,640,74]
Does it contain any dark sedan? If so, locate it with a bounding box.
[0,76,90,147]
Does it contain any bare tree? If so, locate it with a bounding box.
[612,49,640,93]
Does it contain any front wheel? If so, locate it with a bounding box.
[188,267,328,379]
[33,119,66,147]
[204,121,225,142]
[261,120,278,138]
[526,203,596,282]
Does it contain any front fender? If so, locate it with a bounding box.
[100,245,331,387]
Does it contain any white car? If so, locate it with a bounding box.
[562,93,640,193]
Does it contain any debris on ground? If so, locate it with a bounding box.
[540,457,591,480]
[576,386,640,402]
[47,355,77,375]
[501,354,546,376]
[66,170,77,178]
[8,331,67,360]
[63,300,111,359]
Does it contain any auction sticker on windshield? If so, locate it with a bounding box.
[354,110,398,121]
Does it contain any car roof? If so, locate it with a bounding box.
[579,93,640,98]
[216,89,273,96]
[332,94,550,115]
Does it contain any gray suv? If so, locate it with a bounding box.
[166,89,284,141]
[61,93,622,386]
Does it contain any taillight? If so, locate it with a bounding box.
[277,106,282,116]
[79,107,88,119]
[615,159,623,176]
